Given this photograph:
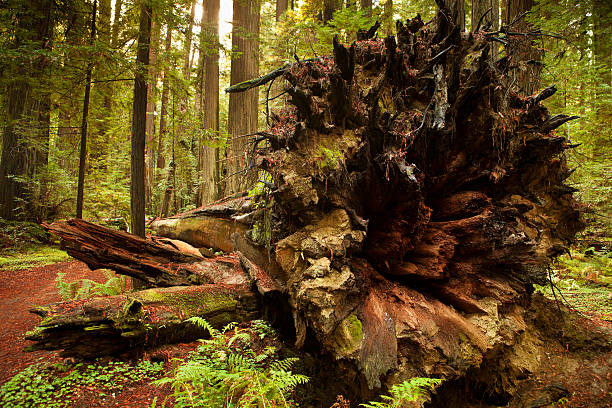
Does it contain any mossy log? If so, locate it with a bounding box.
[25,284,259,358]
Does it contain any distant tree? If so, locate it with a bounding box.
[76,0,98,219]
[131,0,152,238]
[197,0,221,205]
[0,0,55,220]
[227,0,261,196]
[277,0,289,21]
[505,0,541,94]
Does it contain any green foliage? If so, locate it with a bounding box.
[153,317,309,407]
[315,146,343,172]
[0,359,164,408]
[56,269,128,301]
[360,378,444,408]
[0,244,72,270]
[535,248,612,320]
[0,219,49,250]
[528,0,612,238]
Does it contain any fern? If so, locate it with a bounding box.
[56,270,126,301]
[360,377,444,408]
[153,318,309,407]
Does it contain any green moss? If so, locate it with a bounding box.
[331,314,363,354]
[0,244,72,270]
[134,289,238,318]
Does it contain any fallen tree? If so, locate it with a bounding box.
[27,3,606,406]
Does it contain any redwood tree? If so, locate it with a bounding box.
[131,0,152,237]
[0,0,54,220]
[226,0,261,196]
[197,0,221,205]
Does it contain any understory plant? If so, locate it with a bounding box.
[153,317,309,407]
[0,359,164,408]
[56,269,127,300]
[360,377,444,408]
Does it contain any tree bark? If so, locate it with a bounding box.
[504,0,541,94]
[131,1,152,239]
[76,0,97,219]
[157,27,172,173]
[360,0,372,17]
[226,0,260,196]
[276,0,289,21]
[0,0,54,220]
[324,0,341,23]
[111,0,123,46]
[26,284,259,358]
[145,18,160,213]
[471,0,499,32]
[197,0,221,206]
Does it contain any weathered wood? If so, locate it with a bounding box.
[25,284,259,358]
[43,218,250,287]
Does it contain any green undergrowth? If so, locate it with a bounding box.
[360,377,444,408]
[535,247,612,321]
[153,318,309,408]
[0,359,164,408]
[0,244,72,270]
[56,269,128,300]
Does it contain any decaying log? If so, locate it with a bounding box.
[149,196,252,253]
[28,8,590,406]
[43,218,252,287]
[25,284,259,358]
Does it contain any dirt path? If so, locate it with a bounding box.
[0,261,110,385]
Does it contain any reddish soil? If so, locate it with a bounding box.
[0,260,196,407]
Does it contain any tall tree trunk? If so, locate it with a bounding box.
[95,0,112,167]
[504,0,541,94]
[360,0,372,17]
[183,0,196,80]
[197,0,221,205]
[131,1,152,239]
[157,27,172,174]
[111,0,123,46]
[593,0,611,124]
[226,0,260,196]
[276,0,289,21]
[145,19,160,213]
[76,0,98,219]
[324,0,340,23]
[382,0,394,34]
[471,0,498,31]
[0,0,54,220]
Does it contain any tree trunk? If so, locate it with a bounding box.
[226,0,260,196]
[111,0,123,46]
[504,0,541,94]
[197,0,221,206]
[360,0,372,17]
[145,19,160,213]
[76,0,97,219]
[26,284,259,359]
[131,1,152,239]
[276,0,289,21]
[157,27,172,173]
[471,0,499,32]
[324,0,341,23]
[0,0,54,220]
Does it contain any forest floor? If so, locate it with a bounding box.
[0,259,197,407]
[0,246,610,407]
